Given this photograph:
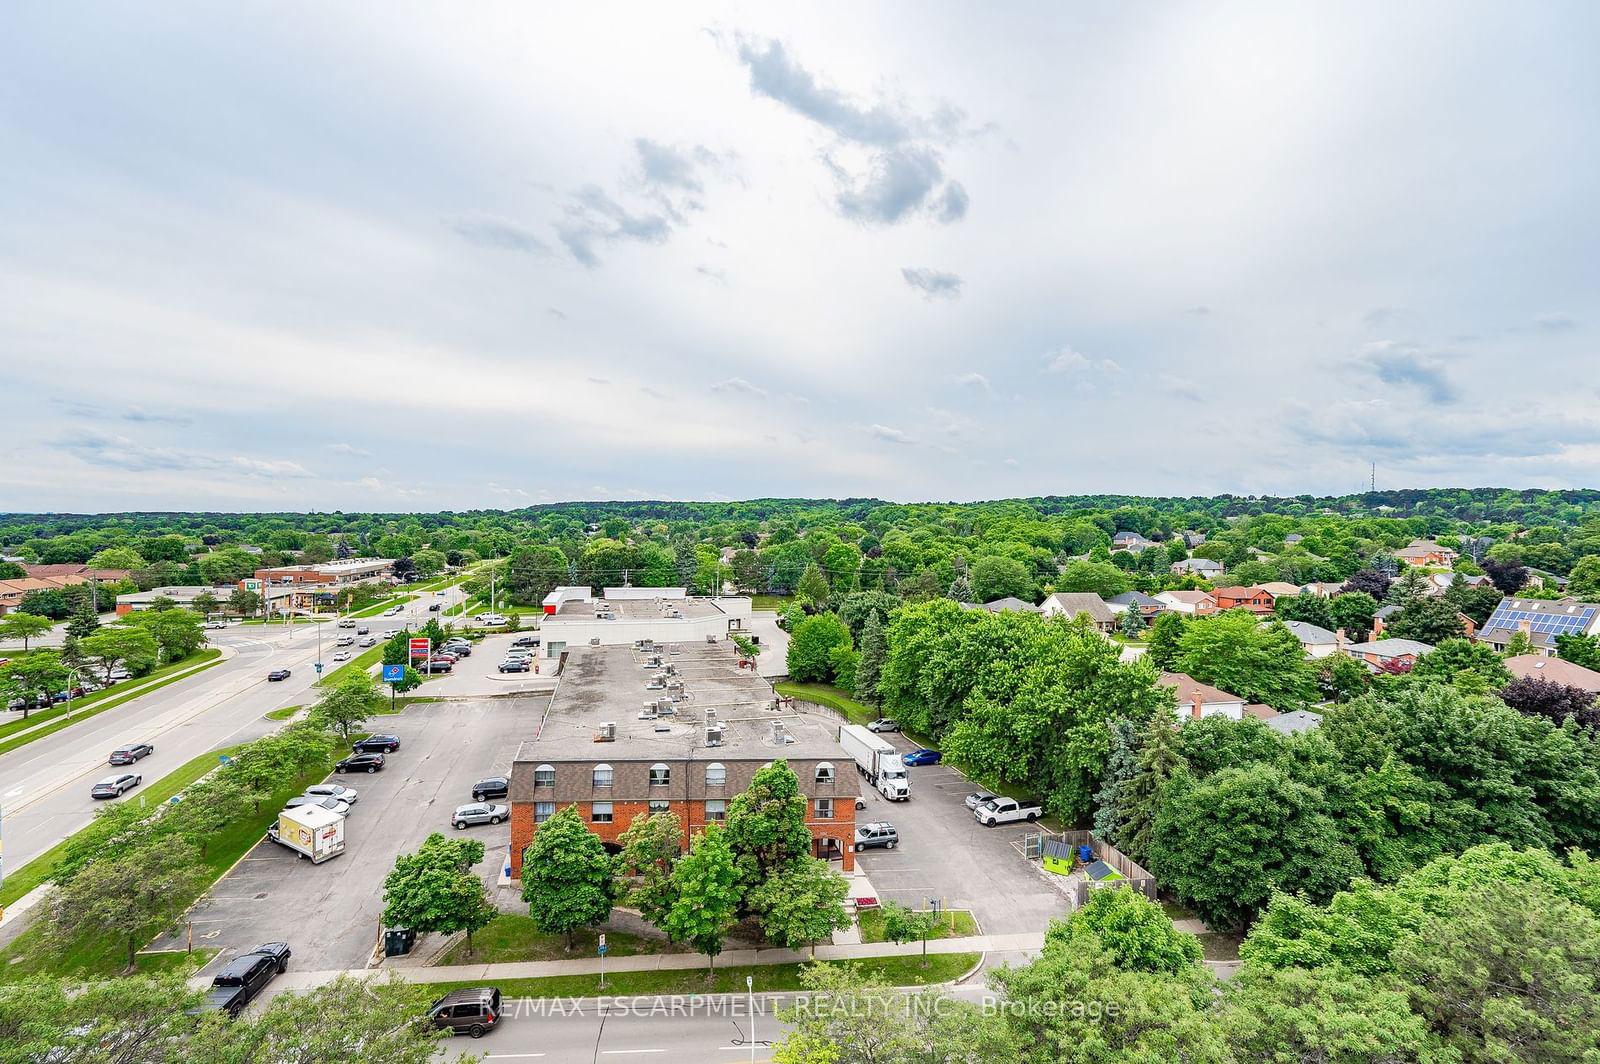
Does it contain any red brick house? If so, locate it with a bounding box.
[1211,586,1275,615]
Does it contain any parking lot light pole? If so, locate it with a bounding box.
[63,665,91,723]
[747,975,756,1064]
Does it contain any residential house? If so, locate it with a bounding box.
[1394,539,1458,568]
[1039,592,1117,631]
[1344,637,1434,670]
[1280,620,1342,658]
[970,596,1041,614]
[1258,581,1304,600]
[1479,597,1600,656]
[1526,569,1570,592]
[22,563,132,582]
[1159,672,1246,722]
[1170,557,1224,579]
[1179,530,1208,549]
[0,574,91,616]
[1106,591,1163,623]
[1264,710,1323,735]
[1301,582,1344,598]
[1154,590,1217,616]
[1283,534,1304,545]
[1112,532,1155,553]
[1503,654,1600,693]
[1213,586,1276,615]
[1426,572,1491,595]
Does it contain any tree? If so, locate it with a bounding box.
[1499,629,1537,659]
[65,601,101,640]
[748,858,850,956]
[1482,556,1529,594]
[1118,602,1146,637]
[1274,590,1333,629]
[125,608,206,662]
[88,546,146,570]
[1569,555,1600,598]
[663,823,741,973]
[0,973,202,1063]
[796,563,831,609]
[196,548,258,585]
[879,901,942,967]
[1497,676,1600,728]
[828,643,859,692]
[1317,653,1372,702]
[1556,633,1600,671]
[1176,612,1318,710]
[167,775,256,859]
[1443,581,1505,628]
[309,671,380,739]
[1144,612,1188,672]
[617,811,683,927]
[410,548,447,580]
[0,651,68,719]
[854,611,887,704]
[391,556,417,582]
[521,805,614,950]
[1115,707,1182,865]
[383,833,496,955]
[1220,965,1436,1064]
[946,574,973,603]
[786,612,851,684]
[41,840,208,971]
[1408,638,1512,693]
[724,760,814,892]
[17,588,71,619]
[1092,718,1140,847]
[1055,559,1132,598]
[0,611,54,651]
[1385,596,1465,645]
[79,626,160,679]
[1341,568,1391,599]
[190,591,220,617]
[1054,887,1202,974]
[969,555,1035,603]
[836,590,900,642]
[227,588,261,618]
[1328,591,1380,641]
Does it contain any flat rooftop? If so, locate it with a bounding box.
[547,597,729,622]
[516,642,841,762]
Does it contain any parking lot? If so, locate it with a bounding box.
[852,736,1070,935]
[156,695,545,973]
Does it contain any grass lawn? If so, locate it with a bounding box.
[0,651,224,757]
[314,642,385,687]
[856,908,978,944]
[0,741,248,908]
[134,948,218,977]
[426,953,980,1000]
[437,915,691,967]
[0,747,339,980]
[264,704,304,721]
[775,682,877,726]
[750,594,794,612]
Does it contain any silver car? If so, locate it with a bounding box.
[453,802,508,829]
[304,783,359,805]
[284,795,350,816]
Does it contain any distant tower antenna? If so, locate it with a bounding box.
[1370,462,1376,493]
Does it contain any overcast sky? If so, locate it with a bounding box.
[4,2,1598,512]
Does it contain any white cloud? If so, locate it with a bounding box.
[952,372,990,393]
[710,377,769,400]
[869,424,914,445]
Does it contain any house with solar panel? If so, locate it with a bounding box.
[1479,597,1600,656]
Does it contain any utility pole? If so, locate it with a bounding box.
[1370,462,1376,493]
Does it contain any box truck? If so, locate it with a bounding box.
[267,803,346,863]
[839,724,910,800]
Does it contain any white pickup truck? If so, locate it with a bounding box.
[973,796,1042,826]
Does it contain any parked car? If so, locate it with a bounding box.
[445,644,470,657]
[425,657,454,672]
[511,636,539,648]
[203,944,290,1017]
[453,802,508,829]
[472,777,509,802]
[902,748,942,766]
[429,652,458,664]
[428,986,502,1038]
[853,822,899,852]
[91,773,142,799]
[498,659,530,673]
[974,796,1042,826]
[335,752,385,773]
[353,734,401,753]
[283,795,350,816]
[867,719,900,733]
[304,783,358,805]
[266,669,291,682]
[332,650,351,661]
[963,790,998,811]
[109,742,154,765]
[475,614,508,626]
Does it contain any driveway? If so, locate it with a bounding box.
[744,610,789,678]
[852,740,1070,936]
[156,695,547,973]
[410,632,557,698]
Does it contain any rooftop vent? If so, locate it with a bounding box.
[589,637,601,645]
[772,720,793,745]
[654,724,670,733]
[596,722,616,742]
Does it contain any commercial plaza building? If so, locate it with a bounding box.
[508,640,858,877]
[533,586,753,658]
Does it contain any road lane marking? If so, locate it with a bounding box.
[485,1055,547,1059]
[600,1051,666,1056]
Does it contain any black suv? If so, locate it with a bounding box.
[472,776,509,802]
[203,943,291,1017]
[336,752,386,773]
[428,987,502,1038]
[352,734,401,753]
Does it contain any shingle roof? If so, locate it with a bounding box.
[1264,710,1323,735]
[1259,582,1304,598]
[1503,654,1600,693]
[1158,590,1216,605]
[1107,591,1162,607]
[981,596,1041,614]
[1044,593,1115,623]
[1281,620,1338,645]
[1346,638,1435,657]
[1159,672,1245,707]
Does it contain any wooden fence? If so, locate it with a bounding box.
[1027,828,1158,908]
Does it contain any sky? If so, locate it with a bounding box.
[3,1,1599,512]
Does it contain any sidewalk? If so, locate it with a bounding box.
[216,933,1049,993]
[0,649,232,749]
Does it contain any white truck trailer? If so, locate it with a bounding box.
[268,803,346,863]
[839,724,910,800]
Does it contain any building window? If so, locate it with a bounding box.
[591,802,613,824]
[815,762,835,785]
[815,798,834,819]
[534,802,555,824]
[649,763,671,787]
[705,762,726,786]
[592,764,613,787]
[534,764,555,787]
[705,799,726,822]
[649,800,671,814]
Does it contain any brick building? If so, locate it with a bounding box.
[1212,586,1276,614]
[508,641,859,878]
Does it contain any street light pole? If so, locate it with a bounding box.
[747,975,756,1064]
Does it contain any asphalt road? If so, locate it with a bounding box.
[162,695,544,972]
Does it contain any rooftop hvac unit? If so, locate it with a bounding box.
[639,702,658,719]
[589,637,601,645]
[706,634,717,643]
[597,722,616,742]
[705,707,718,724]
[663,663,677,677]
[771,721,787,744]
[646,676,666,690]
[706,724,724,747]
[665,679,685,692]
[656,698,677,716]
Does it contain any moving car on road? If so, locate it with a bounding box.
[266,669,291,682]
[854,822,899,852]
[202,943,290,1017]
[358,637,377,647]
[428,987,502,1038]
[109,743,154,765]
[91,772,142,798]
[903,748,942,766]
[335,752,385,774]
[353,734,401,753]
[472,776,509,802]
[332,650,351,661]
[453,802,508,828]
[203,620,230,629]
